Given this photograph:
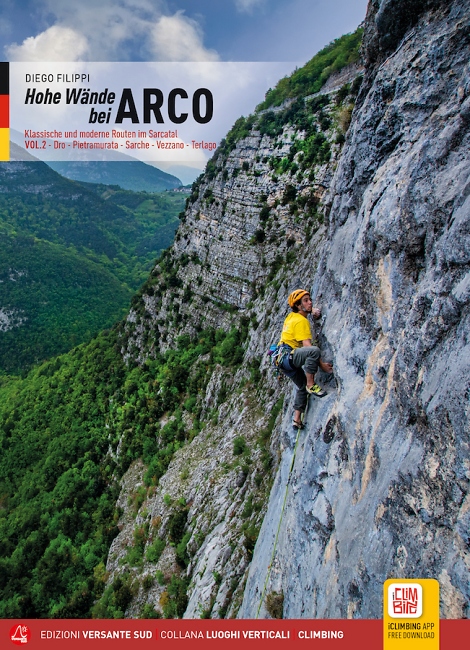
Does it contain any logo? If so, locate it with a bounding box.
[388,583,423,618]
[10,625,31,645]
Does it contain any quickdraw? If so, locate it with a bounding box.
[268,343,291,367]
[267,344,292,381]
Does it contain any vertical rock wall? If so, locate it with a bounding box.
[240,0,470,618]
[109,0,469,620]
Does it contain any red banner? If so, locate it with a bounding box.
[1,619,468,649]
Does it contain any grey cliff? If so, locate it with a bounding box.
[240,0,470,618]
[108,0,469,619]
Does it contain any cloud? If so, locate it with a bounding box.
[150,12,219,61]
[6,25,88,61]
[235,0,266,13]
[39,0,154,60]
[4,1,219,62]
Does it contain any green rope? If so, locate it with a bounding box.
[255,396,309,618]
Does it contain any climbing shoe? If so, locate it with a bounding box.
[306,384,327,397]
[292,419,305,430]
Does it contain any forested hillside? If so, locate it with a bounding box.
[0,319,249,617]
[0,162,184,373]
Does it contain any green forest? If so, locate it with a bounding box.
[256,28,363,110]
[0,317,250,618]
[0,162,185,373]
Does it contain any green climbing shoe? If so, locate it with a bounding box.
[306,384,326,397]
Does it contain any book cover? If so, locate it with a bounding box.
[0,0,468,648]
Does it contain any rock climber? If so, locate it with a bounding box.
[277,289,333,429]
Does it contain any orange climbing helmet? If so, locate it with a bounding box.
[288,289,310,308]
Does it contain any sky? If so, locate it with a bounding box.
[3,0,369,180]
[1,0,369,65]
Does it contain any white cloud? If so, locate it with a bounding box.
[40,0,153,60]
[6,25,88,61]
[150,12,219,61]
[4,1,219,62]
[235,0,266,13]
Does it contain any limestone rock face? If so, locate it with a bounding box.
[109,0,469,620]
[240,0,470,619]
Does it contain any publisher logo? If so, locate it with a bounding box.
[388,583,423,618]
[10,624,31,645]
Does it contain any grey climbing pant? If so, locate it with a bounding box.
[279,345,321,412]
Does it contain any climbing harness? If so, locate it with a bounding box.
[268,343,289,367]
[267,343,296,381]
[255,394,309,618]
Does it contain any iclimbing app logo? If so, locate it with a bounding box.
[388,583,423,618]
[10,624,31,645]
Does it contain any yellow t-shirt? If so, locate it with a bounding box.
[279,312,312,349]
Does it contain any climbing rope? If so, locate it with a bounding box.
[255,395,309,618]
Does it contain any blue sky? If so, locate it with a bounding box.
[1,0,369,65]
[4,0,369,180]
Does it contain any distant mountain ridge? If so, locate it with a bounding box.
[9,129,182,192]
[46,160,182,192]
